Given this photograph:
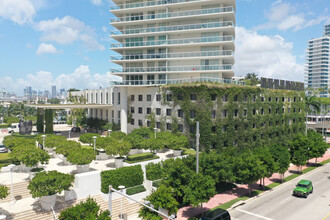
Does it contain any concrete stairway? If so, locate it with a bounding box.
[0,182,30,203]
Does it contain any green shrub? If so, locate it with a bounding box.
[36,134,67,149]
[55,140,82,157]
[152,180,161,188]
[28,171,74,198]
[126,185,146,195]
[59,197,110,220]
[0,124,9,128]
[10,145,50,167]
[3,135,36,151]
[4,116,19,125]
[146,163,162,181]
[66,148,95,165]
[127,153,154,162]
[44,109,53,134]
[79,133,101,144]
[101,165,143,192]
[0,185,9,199]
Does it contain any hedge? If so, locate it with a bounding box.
[0,124,9,129]
[126,185,146,195]
[152,180,161,188]
[101,165,143,193]
[127,152,154,162]
[146,162,163,181]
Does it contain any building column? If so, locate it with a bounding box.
[120,88,128,133]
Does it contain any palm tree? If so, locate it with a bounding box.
[305,96,321,135]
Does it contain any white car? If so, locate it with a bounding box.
[8,123,19,133]
[0,145,8,153]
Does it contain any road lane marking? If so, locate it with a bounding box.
[322,213,330,220]
[236,208,273,220]
[279,197,291,204]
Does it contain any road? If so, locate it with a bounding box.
[229,163,330,220]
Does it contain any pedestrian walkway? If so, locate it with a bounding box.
[177,149,330,219]
[0,182,30,203]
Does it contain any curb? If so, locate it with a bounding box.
[228,161,330,212]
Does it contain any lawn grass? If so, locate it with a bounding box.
[0,153,10,160]
[12,133,37,139]
[81,145,93,149]
[125,155,160,164]
[182,148,196,155]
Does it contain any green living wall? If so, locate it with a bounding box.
[45,109,54,134]
[161,83,305,152]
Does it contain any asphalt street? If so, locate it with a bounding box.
[229,163,330,220]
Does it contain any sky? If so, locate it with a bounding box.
[0,0,329,95]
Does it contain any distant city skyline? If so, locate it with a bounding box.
[0,0,329,94]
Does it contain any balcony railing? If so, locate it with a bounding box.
[111,21,233,35]
[110,77,245,86]
[110,0,221,10]
[110,7,234,23]
[111,64,233,73]
[110,50,233,60]
[110,36,234,48]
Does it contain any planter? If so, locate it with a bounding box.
[29,172,36,180]
[62,156,72,165]
[138,149,144,154]
[115,158,124,168]
[173,150,182,157]
[40,194,57,211]
[128,149,139,156]
[76,164,90,173]
[96,149,108,160]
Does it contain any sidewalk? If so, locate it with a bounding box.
[176,149,330,220]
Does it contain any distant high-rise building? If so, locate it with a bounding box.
[26,86,32,97]
[44,90,50,99]
[51,86,56,99]
[306,24,330,97]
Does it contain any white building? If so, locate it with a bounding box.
[306,24,330,97]
[73,0,238,133]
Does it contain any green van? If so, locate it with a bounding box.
[293,180,313,198]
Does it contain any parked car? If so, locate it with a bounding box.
[0,145,8,153]
[54,131,62,136]
[71,127,81,132]
[200,208,231,220]
[293,180,313,198]
[8,123,20,133]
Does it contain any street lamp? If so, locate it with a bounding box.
[108,130,112,138]
[41,135,46,150]
[196,121,200,174]
[8,164,16,203]
[154,127,157,139]
[68,130,71,139]
[118,185,125,220]
[92,136,97,151]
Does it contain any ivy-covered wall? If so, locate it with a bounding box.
[161,83,305,152]
[45,109,54,134]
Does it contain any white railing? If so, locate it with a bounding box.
[110,7,234,23]
[110,21,233,35]
[111,64,233,73]
[110,36,234,48]
[110,50,233,60]
[110,77,245,86]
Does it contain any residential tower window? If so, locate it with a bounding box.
[138,95,143,101]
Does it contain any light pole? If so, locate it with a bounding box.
[118,185,125,220]
[196,121,200,174]
[108,130,112,138]
[8,164,16,203]
[154,127,157,139]
[93,136,97,151]
[68,130,71,139]
[41,135,46,150]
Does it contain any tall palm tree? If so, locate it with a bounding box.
[305,96,321,135]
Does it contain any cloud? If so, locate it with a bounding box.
[0,65,121,94]
[255,1,330,31]
[0,0,36,25]
[36,16,105,50]
[234,27,304,82]
[36,43,59,55]
[90,0,102,6]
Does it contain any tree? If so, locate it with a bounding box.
[55,140,82,157]
[183,173,216,215]
[10,145,50,167]
[139,185,178,220]
[161,158,194,203]
[289,134,309,173]
[245,73,260,86]
[28,171,74,198]
[79,133,101,145]
[254,146,277,187]
[304,96,321,135]
[307,130,328,164]
[0,185,9,199]
[67,148,95,165]
[269,144,291,182]
[36,134,67,149]
[44,109,54,134]
[233,151,265,196]
[59,197,110,220]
